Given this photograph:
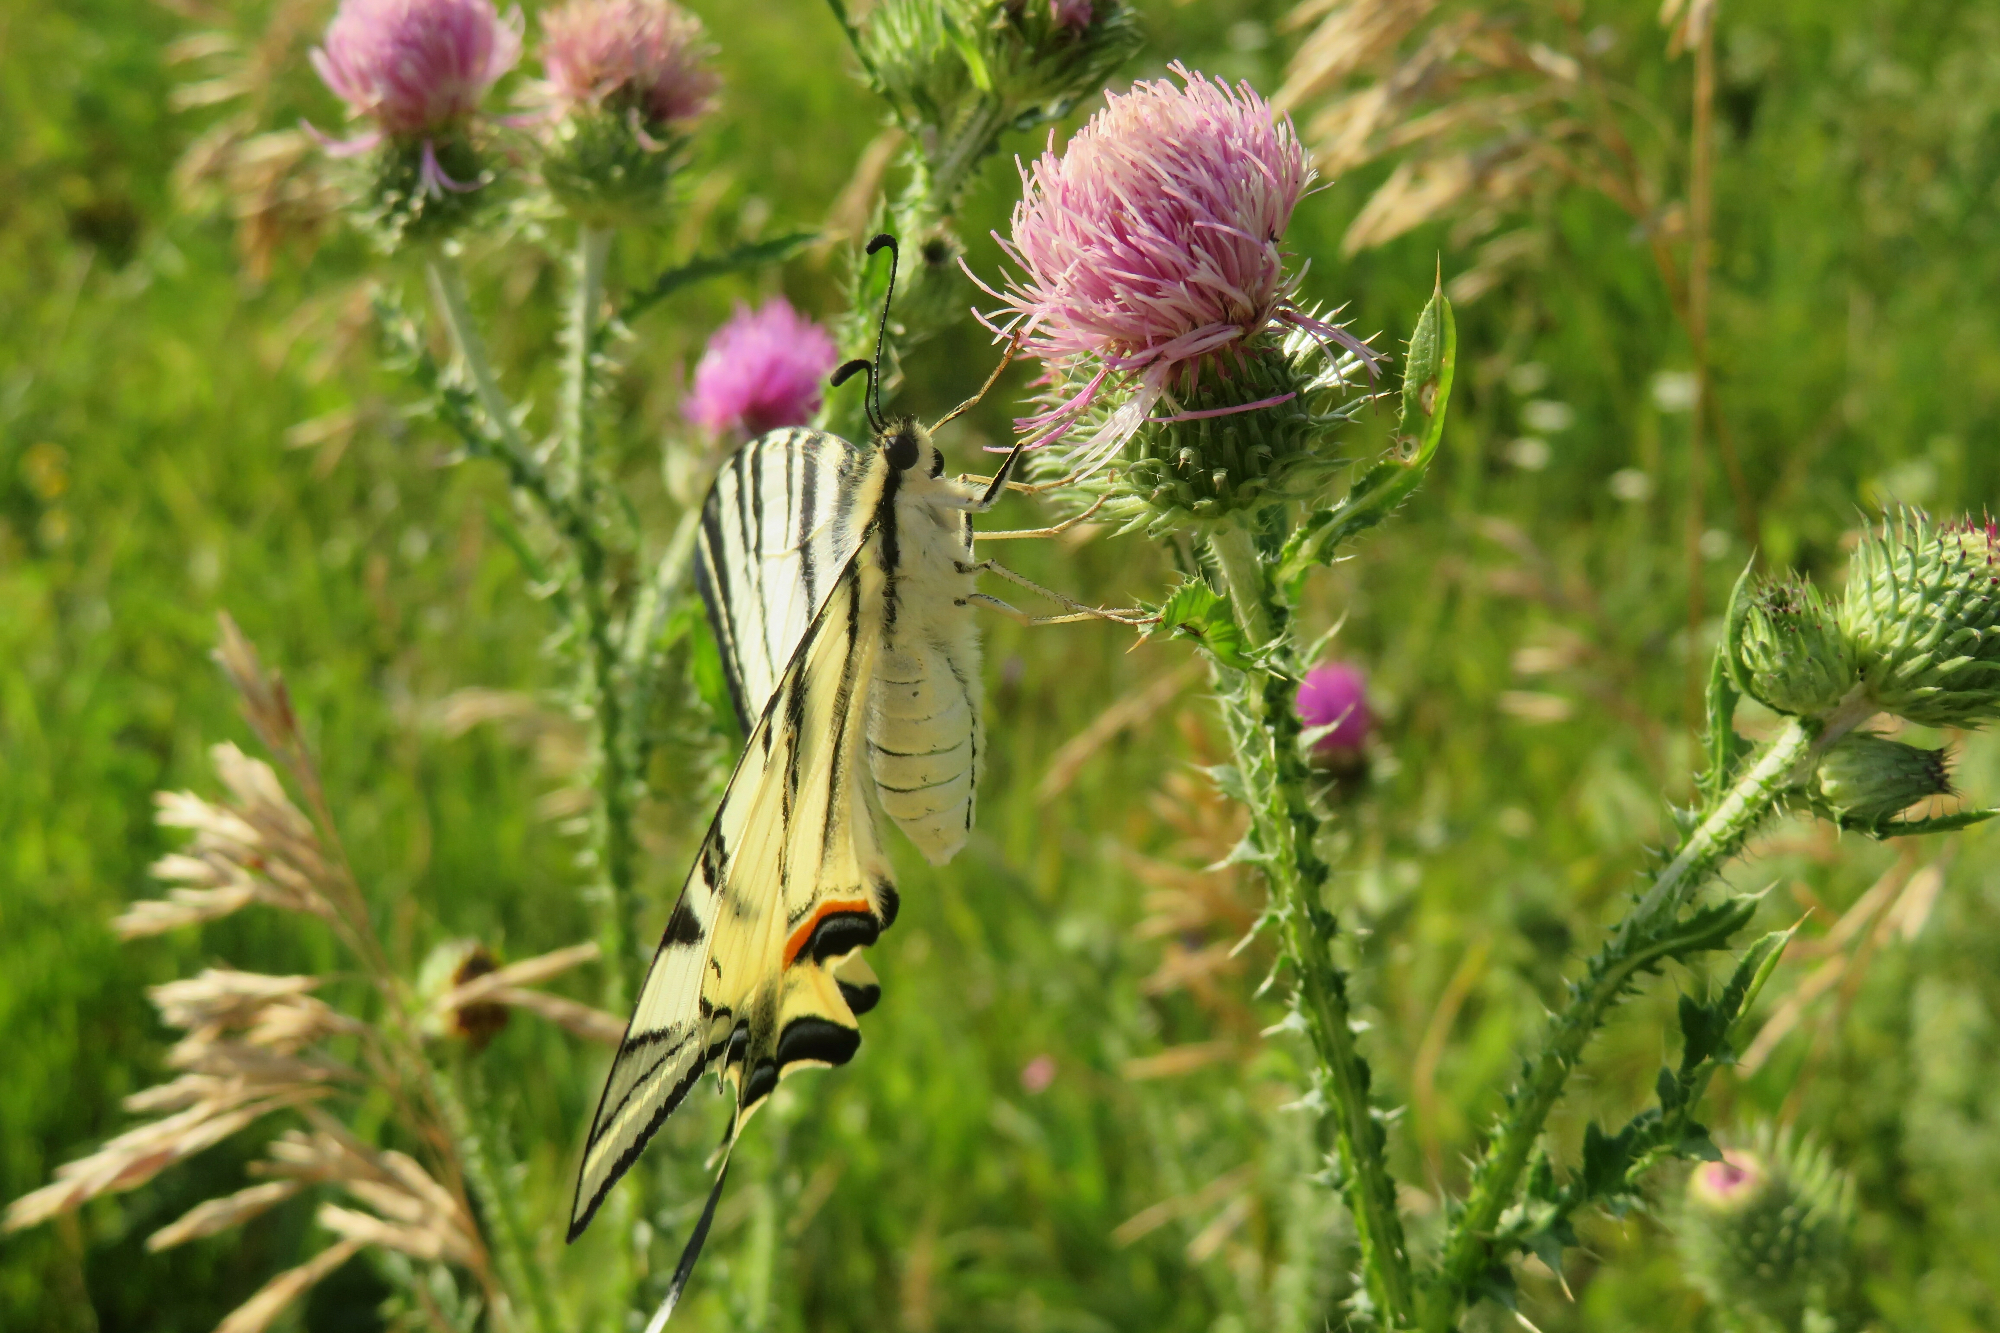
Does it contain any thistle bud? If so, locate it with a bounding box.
[1736,577,1858,717]
[1677,1130,1854,1329]
[1295,660,1372,776]
[535,0,720,225]
[416,939,510,1051]
[1814,731,1951,825]
[684,298,839,440]
[1074,322,1370,532]
[1843,511,2000,727]
[860,0,1141,206]
[308,0,522,246]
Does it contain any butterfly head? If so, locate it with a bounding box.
[877,414,944,476]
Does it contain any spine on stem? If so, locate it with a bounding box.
[1205,525,1417,1325]
[1423,718,1820,1330]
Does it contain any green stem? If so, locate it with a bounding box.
[1206,525,1275,648]
[1422,717,1819,1331]
[1633,716,1816,921]
[437,1066,561,1333]
[584,570,639,1012]
[427,258,529,460]
[921,94,1007,214]
[560,227,613,501]
[1202,526,1416,1326]
[625,504,705,781]
[428,252,637,1010]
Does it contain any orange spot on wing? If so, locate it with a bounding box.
[783,898,875,968]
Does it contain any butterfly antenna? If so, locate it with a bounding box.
[831,357,882,432]
[864,232,898,426]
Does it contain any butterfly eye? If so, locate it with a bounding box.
[885,429,920,471]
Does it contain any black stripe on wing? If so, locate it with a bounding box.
[695,429,882,731]
[568,537,896,1246]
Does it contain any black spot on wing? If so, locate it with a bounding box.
[662,896,704,948]
[798,910,881,964]
[743,1058,780,1108]
[776,1016,860,1070]
[837,978,882,1016]
[876,878,901,929]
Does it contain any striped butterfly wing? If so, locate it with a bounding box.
[696,428,881,730]
[569,533,900,1242]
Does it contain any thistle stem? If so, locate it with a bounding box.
[1422,716,1820,1330]
[428,258,530,461]
[561,227,613,501]
[625,504,706,781]
[428,253,639,1010]
[1206,525,1274,648]
[923,94,1007,213]
[1202,526,1416,1326]
[437,1066,561,1333]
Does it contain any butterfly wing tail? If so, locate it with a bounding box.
[642,1142,735,1332]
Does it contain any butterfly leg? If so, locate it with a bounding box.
[960,560,1150,626]
[972,493,1109,541]
[966,592,1110,626]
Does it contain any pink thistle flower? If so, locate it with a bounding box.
[1688,1149,1769,1213]
[1295,661,1371,757]
[684,299,839,439]
[973,63,1375,479]
[539,0,720,131]
[1019,1054,1057,1095]
[1049,0,1094,30]
[310,0,521,195]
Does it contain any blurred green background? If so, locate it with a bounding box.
[5,0,2000,1329]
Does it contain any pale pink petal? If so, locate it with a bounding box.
[684,298,839,438]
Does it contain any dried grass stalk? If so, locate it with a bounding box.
[120,744,340,936]
[214,1237,367,1333]
[149,1180,305,1251]
[3,1088,329,1232]
[491,988,626,1045]
[427,941,624,1045]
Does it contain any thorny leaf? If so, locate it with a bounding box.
[1702,562,1757,804]
[1277,280,1455,593]
[1145,579,1259,672]
[620,232,819,326]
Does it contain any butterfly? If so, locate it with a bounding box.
[566,236,1117,1323]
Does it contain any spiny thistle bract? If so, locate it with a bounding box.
[1843,510,2000,727]
[1677,1127,1856,1331]
[1027,316,1372,533]
[1737,577,1858,718]
[1813,731,1952,826]
[535,0,720,225]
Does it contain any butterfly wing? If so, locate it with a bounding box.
[569,536,898,1241]
[696,428,881,731]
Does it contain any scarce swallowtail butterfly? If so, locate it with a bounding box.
[568,236,1117,1322]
